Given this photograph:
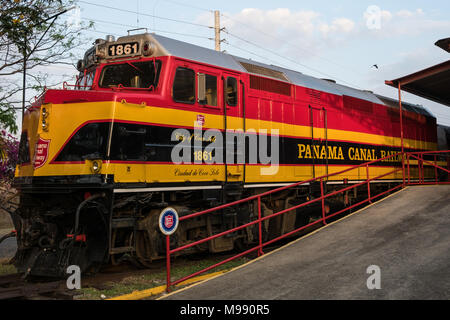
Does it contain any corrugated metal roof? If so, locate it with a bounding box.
[152,34,245,72]
[386,60,450,108]
[375,95,435,117]
[150,33,433,115]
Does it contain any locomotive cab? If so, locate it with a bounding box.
[15,33,166,185]
[13,33,171,277]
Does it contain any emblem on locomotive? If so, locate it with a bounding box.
[33,138,50,169]
[159,207,179,236]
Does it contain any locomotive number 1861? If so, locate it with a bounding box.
[108,42,139,57]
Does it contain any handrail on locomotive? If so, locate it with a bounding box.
[164,150,450,291]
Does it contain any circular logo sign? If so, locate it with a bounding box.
[159,207,179,236]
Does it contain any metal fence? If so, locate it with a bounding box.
[164,150,450,292]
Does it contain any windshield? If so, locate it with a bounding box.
[76,69,96,90]
[99,60,162,90]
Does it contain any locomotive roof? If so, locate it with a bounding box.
[149,33,433,118]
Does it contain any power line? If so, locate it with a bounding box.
[83,17,212,40]
[83,10,356,86]
[224,41,291,70]
[78,1,212,29]
[164,0,213,13]
[79,3,357,87]
[220,13,365,79]
[222,29,364,90]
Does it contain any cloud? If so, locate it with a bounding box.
[202,7,450,59]
[395,8,424,18]
[194,6,449,98]
[198,8,358,60]
[320,18,355,38]
[363,7,450,37]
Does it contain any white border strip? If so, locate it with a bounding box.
[114,185,222,193]
[114,179,434,193]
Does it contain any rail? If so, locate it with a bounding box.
[406,150,450,185]
[164,150,450,292]
[62,82,93,90]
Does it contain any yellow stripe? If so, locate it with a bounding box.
[18,100,438,179]
[107,270,227,300]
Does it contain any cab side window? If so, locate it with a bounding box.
[198,73,217,107]
[226,77,238,106]
[173,67,195,104]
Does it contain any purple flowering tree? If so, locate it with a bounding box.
[0,129,19,184]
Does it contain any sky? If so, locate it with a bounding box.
[23,0,450,127]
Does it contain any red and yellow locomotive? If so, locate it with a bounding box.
[13,32,438,276]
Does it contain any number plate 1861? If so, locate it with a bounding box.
[108,42,140,57]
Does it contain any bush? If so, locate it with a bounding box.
[0,129,19,183]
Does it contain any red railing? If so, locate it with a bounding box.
[62,82,93,90]
[164,150,450,291]
[406,150,450,185]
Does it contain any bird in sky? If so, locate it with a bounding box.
[372,64,379,69]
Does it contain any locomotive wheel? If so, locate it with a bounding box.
[135,230,154,268]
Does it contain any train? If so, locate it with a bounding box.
[11,32,447,277]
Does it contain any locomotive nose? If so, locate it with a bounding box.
[16,101,50,177]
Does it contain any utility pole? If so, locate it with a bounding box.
[214,10,221,52]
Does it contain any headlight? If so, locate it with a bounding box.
[41,119,49,131]
[42,107,49,119]
[143,41,155,56]
[76,59,85,72]
[91,160,102,174]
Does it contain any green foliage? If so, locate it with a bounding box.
[0,0,92,132]
[0,107,18,134]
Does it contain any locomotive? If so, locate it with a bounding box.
[12,32,442,277]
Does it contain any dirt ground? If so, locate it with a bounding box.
[0,186,17,260]
[0,213,13,230]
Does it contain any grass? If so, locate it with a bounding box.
[0,260,16,276]
[75,255,250,300]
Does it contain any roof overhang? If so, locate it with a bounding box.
[435,38,450,53]
[385,60,450,107]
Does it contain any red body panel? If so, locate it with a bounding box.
[41,55,437,147]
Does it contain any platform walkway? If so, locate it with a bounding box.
[163,185,450,300]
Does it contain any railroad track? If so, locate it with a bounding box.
[0,273,74,300]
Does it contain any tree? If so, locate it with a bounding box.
[0,0,93,133]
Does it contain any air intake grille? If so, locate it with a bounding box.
[249,75,291,96]
[240,62,289,82]
[343,95,374,114]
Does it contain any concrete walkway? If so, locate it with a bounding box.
[0,229,16,260]
[163,185,450,300]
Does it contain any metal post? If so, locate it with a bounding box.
[320,178,326,224]
[22,37,27,120]
[166,235,171,292]
[214,10,221,52]
[421,154,425,184]
[257,196,264,256]
[398,83,406,188]
[419,154,423,184]
[407,154,410,184]
[434,155,438,184]
[366,165,371,203]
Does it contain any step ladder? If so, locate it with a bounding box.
[109,217,136,255]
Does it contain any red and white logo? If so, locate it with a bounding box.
[159,207,179,236]
[164,215,174,229]
[34,138,50,169]
[197,114,205,126]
